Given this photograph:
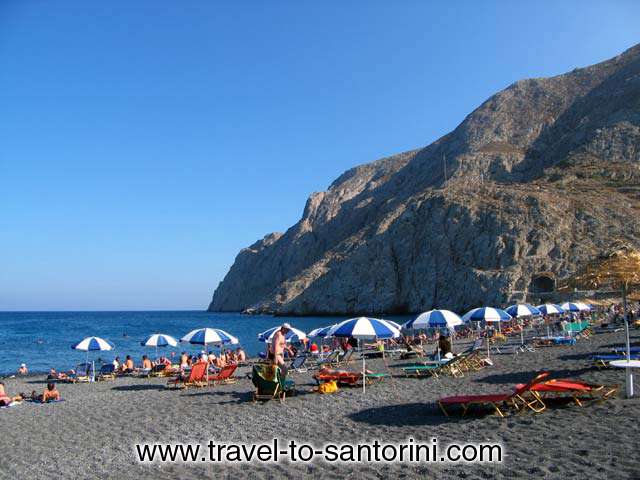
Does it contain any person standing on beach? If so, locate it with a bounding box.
[270,323,293,373]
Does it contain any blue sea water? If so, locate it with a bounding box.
[0,311,410,375]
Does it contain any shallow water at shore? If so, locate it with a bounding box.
[0,311,412,375]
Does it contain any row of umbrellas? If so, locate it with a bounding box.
[70,302,593,354]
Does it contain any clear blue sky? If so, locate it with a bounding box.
[1,1,638,310]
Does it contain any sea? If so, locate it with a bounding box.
[0,311,411,376]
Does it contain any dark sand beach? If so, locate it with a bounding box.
[1,329,639,480]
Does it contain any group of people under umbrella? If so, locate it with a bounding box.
[69,301,596,393]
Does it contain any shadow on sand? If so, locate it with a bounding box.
[111,384,166,392]
[348,402,463,426]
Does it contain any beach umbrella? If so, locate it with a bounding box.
[576,302,592,311]
[258,325,307,343]
[384,320,403,331]
[403,310,463,330]
[462,307,511,325]
[536,304,565,337]
[403,310,463,358]
[462,308,511,358]
[505,304,541,346]
[327,317,401,393]
[308,324,336,358]
[71,336,114,381]
[181,328,240,383]
[141,333,178,360]
[536,304,564,315]
[181,328,239,346]
[308,325,335,338]
[505,304,542,318]
[560,302,590,312]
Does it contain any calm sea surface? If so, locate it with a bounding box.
[0,311,411,375]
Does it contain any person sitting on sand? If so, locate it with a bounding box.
[436,331,452,358]
[28,382,61,403]
[141,355,153,371]
[123,355,135,373]
[0,381,22,406]
[17,363,28,375]
[235,347,246,362]
[113,356,121,371]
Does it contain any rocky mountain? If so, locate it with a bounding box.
[209,43,640,315]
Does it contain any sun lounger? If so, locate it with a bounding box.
[208,364,238,385]
[67,363,94,383]
[401,364,441,378]
[288,355,308,373]
[316,350,340,367]
[518,378,618,406]
[251,364,295,402]
[313,368,389,386]
[335,349,354,366]
[97,364,116,381]
[166,362,207,389]
[438,372,550,417]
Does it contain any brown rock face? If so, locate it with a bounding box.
[209,44,640,315]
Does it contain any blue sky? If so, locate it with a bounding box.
[1,1,639,310]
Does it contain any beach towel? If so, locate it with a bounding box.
[316,380,338,394]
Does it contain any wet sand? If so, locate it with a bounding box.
[1,328,639,480]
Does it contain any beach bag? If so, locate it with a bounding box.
[317,380,338,394]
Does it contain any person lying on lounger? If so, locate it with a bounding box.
[47,368,71,381]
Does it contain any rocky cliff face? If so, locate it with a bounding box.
[209,44,640,315]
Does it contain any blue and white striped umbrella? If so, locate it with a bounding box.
[258,325,307,343]
[308,325,336,338]
[403,310,463,330]
[384,320,403,331]
[576,302,592,311]
[327,317,401,340]
[141,333,178,348]
[560,302,590,312]
[536,304,564,315]
[327,317,400,394]
[71,336,114,351]
[181,328,239,346]
[462,307,512,323]
[505,304,542,318]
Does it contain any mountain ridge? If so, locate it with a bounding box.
[209,43,640,315]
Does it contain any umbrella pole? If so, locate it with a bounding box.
[622,283,634,397]
[361,339,365,395]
